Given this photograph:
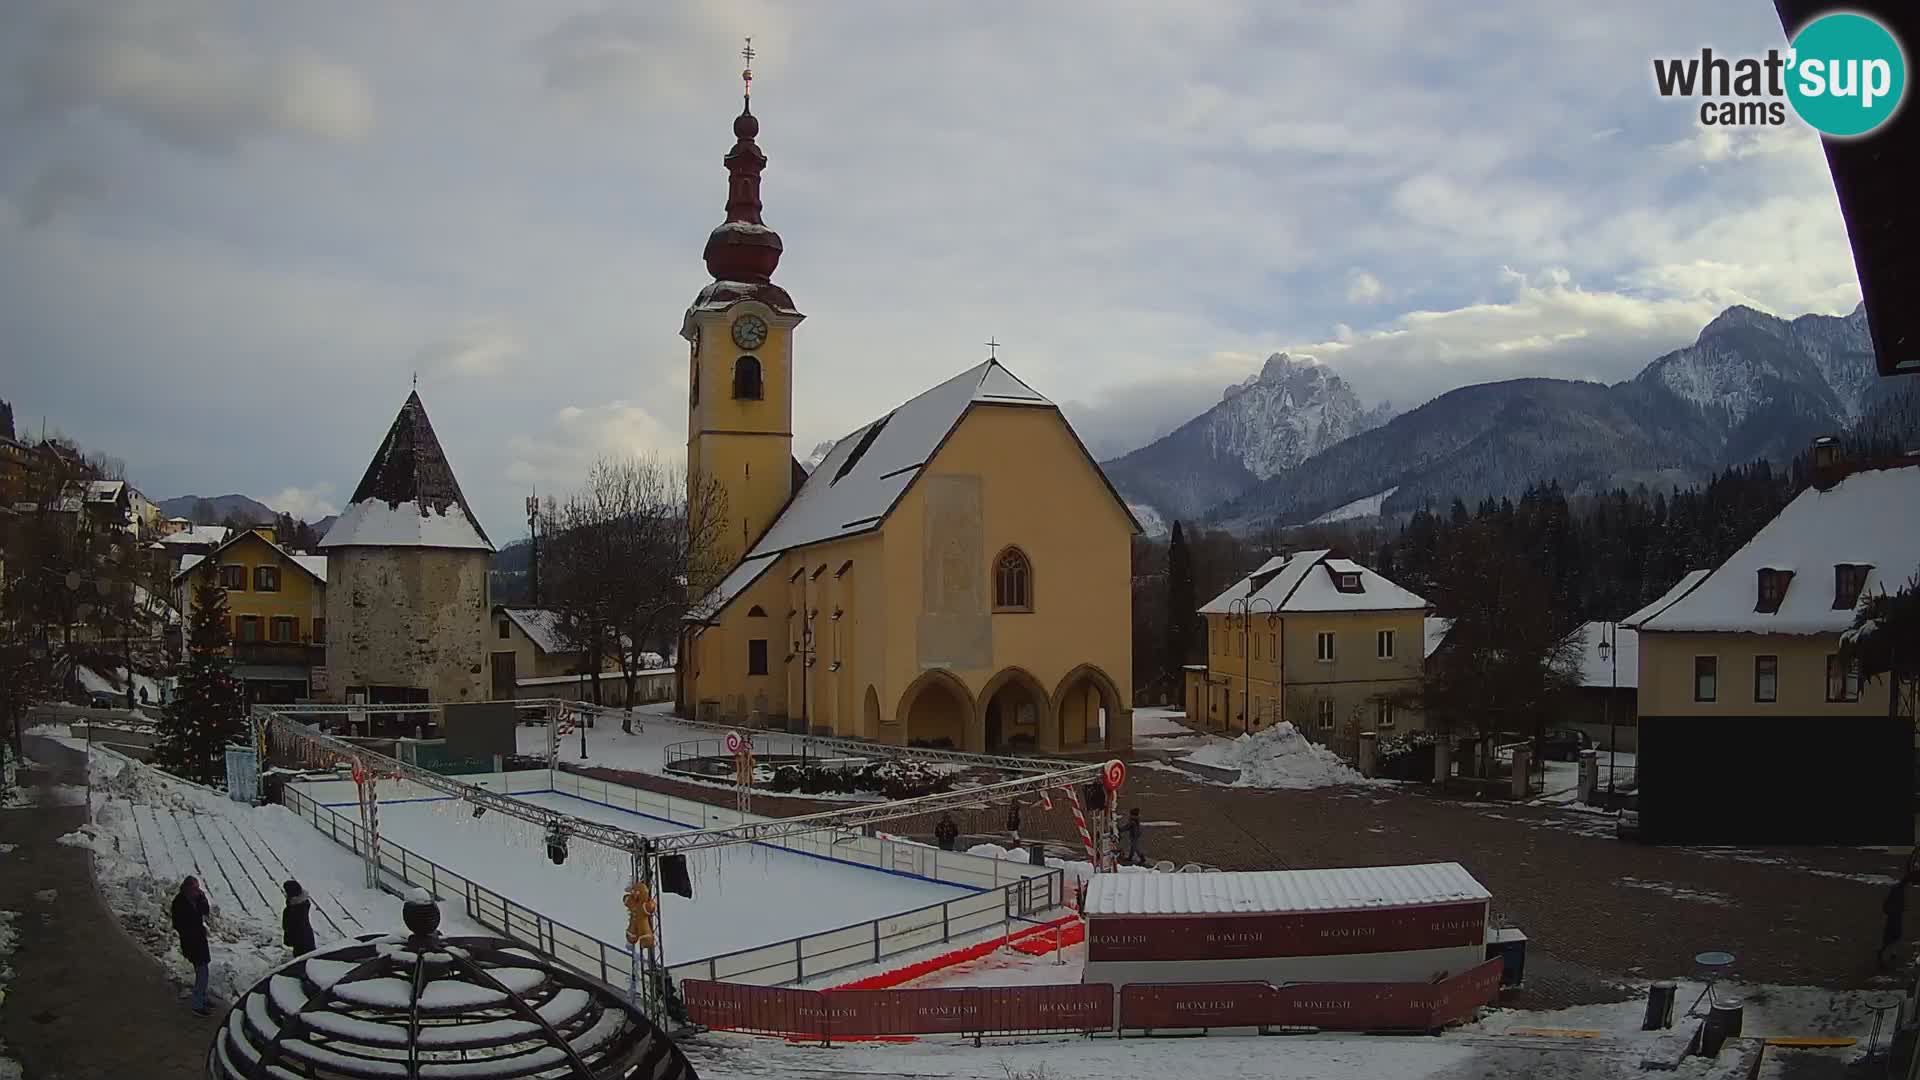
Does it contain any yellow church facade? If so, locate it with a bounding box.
[677,83,1136,754]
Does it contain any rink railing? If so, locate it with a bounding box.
[281,770,1066,990]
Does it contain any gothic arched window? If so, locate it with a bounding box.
[733,355,763,400]
[994,547,1033,612]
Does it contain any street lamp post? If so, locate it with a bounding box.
[1598,622,1618,796]
[1227,597,1278,736]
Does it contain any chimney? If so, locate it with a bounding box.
[1811,434,1842,490]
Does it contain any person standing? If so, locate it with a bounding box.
[1121,808,1145,865]
[282,880,317,955]
[1005,803,1021,846]
[171,876,212,1016]
[934,814,960,851]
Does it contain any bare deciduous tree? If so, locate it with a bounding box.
[544,457,729,732]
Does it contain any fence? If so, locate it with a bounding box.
[682,980,1115,1042]
[1116,958,1505,1033]
[281,768,1065,990]
[660,735,870,778]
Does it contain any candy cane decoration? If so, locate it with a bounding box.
[1065,785,1097,865]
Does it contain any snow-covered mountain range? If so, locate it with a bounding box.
[1111,303,1888,532]
[1101,353,1393,528]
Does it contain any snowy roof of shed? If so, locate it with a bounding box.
[1567,621,1638,689]
[86,480,125,502]
[691,359,1138,619]
[159,525,229,546]
[501,607,570,654]
[1200,550,1427,614]
[319,392,493,552]
[1635,464,1920,635]
[1086,862,1489,917]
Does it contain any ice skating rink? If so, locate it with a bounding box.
[353,790,977,965]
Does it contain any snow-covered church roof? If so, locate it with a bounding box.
[694,359,1134,618]
[1200,549,1427,614]
[1635,462,1920,635]
[320,391,494,552]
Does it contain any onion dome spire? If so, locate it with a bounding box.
[703,36,783,284]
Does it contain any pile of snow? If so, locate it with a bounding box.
[1185,722,1381,789]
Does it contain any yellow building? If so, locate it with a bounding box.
[678,89,1137,753]
[175,527,328,703]
[1626,455,1918,844]
[487,605,625,696]
[1186,550,1429,756]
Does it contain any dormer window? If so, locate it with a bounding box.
[1834,563,1872,610]
[1339,573,1361,592]
[1755,568,1793,614]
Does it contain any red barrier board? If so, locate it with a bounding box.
[1088,901,1486,962]
[1117,957,1506,1032]
[683,981,819,1036]
[684,980,1113,1039]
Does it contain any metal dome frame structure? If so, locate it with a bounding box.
[209,896,698,1080]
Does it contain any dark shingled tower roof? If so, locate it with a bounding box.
[319,391,494,550]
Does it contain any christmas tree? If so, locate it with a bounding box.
[159,580,245,785]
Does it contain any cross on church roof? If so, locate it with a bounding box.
[741,37,754,97]
[985,337,1001,359]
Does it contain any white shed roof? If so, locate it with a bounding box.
[1200,550,1427,615]
[1636,464,1920,635]
[1086,862,1490,917]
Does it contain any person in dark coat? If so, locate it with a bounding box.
[933,814,960,852]
[1006,804,1021,845]
[1121,808,1145,865]
[282,880,317,955]
[171,876,212,1015]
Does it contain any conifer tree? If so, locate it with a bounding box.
[1164,522,1197,676]
[159,580,245,785]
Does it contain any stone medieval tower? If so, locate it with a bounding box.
[319,391,495,704]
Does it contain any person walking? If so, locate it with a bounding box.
[282,880,317,955]
[1005,803,1021,846]
[934,814,960,852]
[1121,808,1145,865]
[171,876,212,1016]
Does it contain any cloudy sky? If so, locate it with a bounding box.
[0,1,1864,539]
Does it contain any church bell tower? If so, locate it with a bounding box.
[682,38,804,560]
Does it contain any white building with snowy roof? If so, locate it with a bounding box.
[318,390,495,708]
[1625,450,1918,844]
[1186,550,1430,758]
[676,88,1138,752]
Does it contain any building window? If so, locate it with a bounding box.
[1374,698,1395,728]
[1316,631,1336,662]
[1253,695,1263,727]
[1754,655,1778,703]
[732,355,763,400]
[748,638,769,676]
[1755,568,1792,613]
[254,565,280,592]
[747,605,768,617]
[1826,654,1861,703]
[1377,629,1395,659]
[1268,632,1276,660]
[219,564,246,590]
[237,615,261,643]
[1316,699,1335,730]
[1339,572,1361,591]
[1834,563,1872,610]
[269,616,297,643]
[994,547,1033,611]
[1693,656,1717,702]
[498,620,511,640]
[313,618,326,644]
[1253,635,1262,660]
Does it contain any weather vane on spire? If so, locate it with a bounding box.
[741,36,755,99]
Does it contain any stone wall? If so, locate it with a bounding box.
[323,546,489,703]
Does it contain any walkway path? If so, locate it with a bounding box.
[0,734,208,1079]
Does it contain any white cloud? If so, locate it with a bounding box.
[1346,269,1385,305]
[416,321,523,379]
[505,401,681,497]
[269,483,339,520]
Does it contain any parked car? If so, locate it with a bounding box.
[1538,728,1592,762]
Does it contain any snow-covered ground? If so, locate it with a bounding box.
[355,791,975,965]
[73,664,170,708]
[1184,722,1387,790]
[1130,707,1225,754]
[56,748,485,1007]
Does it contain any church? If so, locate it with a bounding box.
[678,69,1137,754]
